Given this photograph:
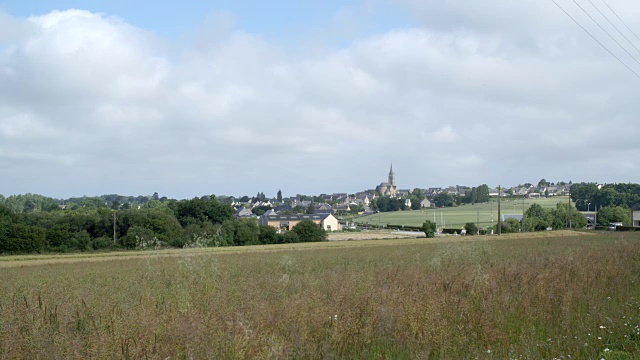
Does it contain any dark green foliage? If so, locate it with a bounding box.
[422,220,437,238]
[292,220,327,242]
[258,224,278,244]
[571,182,640,210]
[252,206,272,216]
[464,222,478,235]
[597,206,631,225]
[373,197,407,212]
[121,226,157,249]
[499,218,522,233]
[433,193,455,207]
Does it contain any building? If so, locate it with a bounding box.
[235,207,254,218]
[420,198,432,208]
[633,203,640,227]
[375,163,398,197]
[259,213,342,231]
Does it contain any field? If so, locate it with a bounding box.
[1,231,640,359]
[352,196,576,229]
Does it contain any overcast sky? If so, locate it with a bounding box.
[1,1,640,199]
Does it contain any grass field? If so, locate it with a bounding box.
[352,196,575,229]
[1,230,639,359]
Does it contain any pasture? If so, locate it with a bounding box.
[1,230,639,359]
[352,196,573,229]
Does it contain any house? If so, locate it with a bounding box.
[235,207,254,218]
[315,203,333,214]
[259,213,342,231]
[633,203,640,227]
[420,198,432,208]
[404,198,412,208]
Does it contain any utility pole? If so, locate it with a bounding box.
[498,185,502,235]
[113,210,117,244]
[568,190,572,229]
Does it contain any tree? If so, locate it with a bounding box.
[306,202,315,214]
[422,220,437,238]
[597,206,631,225]
[464,222,478,235]
[277,189,283,203]
[411,188,425,201]
[292,220,327,242]
[433,193,454,207]
[499,218,521,233]
[538,179,549,187]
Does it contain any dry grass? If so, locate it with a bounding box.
[1,231,639,359]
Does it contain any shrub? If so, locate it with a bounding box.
[422,220,437,238]
[292,220,327,242]
[464,222,478,235]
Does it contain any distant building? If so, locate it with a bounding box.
[420,198,432,208]
[633,203,640,227]
[375,163,398,197]
[259,213,341,232]
[235,207,254,218]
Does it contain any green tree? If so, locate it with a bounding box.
[464,222,478,235]
[597,206,631,225]
[306,202,315,215]
[292,220,327,242]
[422,220,437,238]
[277,189,283,203]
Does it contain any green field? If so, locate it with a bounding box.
[1,231,639,359]
[352,196,575,229]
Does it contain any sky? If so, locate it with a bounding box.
[1,0,640,199]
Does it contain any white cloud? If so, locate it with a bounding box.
[1,4,640,198]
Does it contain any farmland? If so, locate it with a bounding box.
[1,230,639,359]
[352,196,579,229]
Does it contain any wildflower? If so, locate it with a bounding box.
[603,348,610,352]
[599,325,606,329]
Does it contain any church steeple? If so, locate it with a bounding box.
[388,162,395,187]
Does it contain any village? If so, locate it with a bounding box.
[231,164,575,232]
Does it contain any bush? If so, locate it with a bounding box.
[422,220,437,238]
[121,226,159,249]
[464,222,478,235]
[92,236,115,250]
[292,220,327,242]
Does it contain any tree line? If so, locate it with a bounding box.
[0,196,327,254]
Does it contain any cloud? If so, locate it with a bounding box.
[0,5,639,198]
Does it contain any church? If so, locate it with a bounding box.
[375,164,398,197]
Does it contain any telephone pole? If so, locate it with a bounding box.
[498,185,502,235]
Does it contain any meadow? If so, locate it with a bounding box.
[1,230,639,359]
[352,196,578,229]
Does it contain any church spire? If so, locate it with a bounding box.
[388,162,395,187]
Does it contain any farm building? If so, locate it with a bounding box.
[633,203,640,227]
[259,213,342,232]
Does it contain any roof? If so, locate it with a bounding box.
[502,214,523,222]
[261,213,333,221]
[632,203,640,211]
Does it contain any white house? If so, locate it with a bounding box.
[420,198,432,208]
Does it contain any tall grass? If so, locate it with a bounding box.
[1,232,639,359]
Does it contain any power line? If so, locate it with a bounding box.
[550,0,640,80]
[571,0,640,66]
[587,0,640,55]
[600,0,640,43]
